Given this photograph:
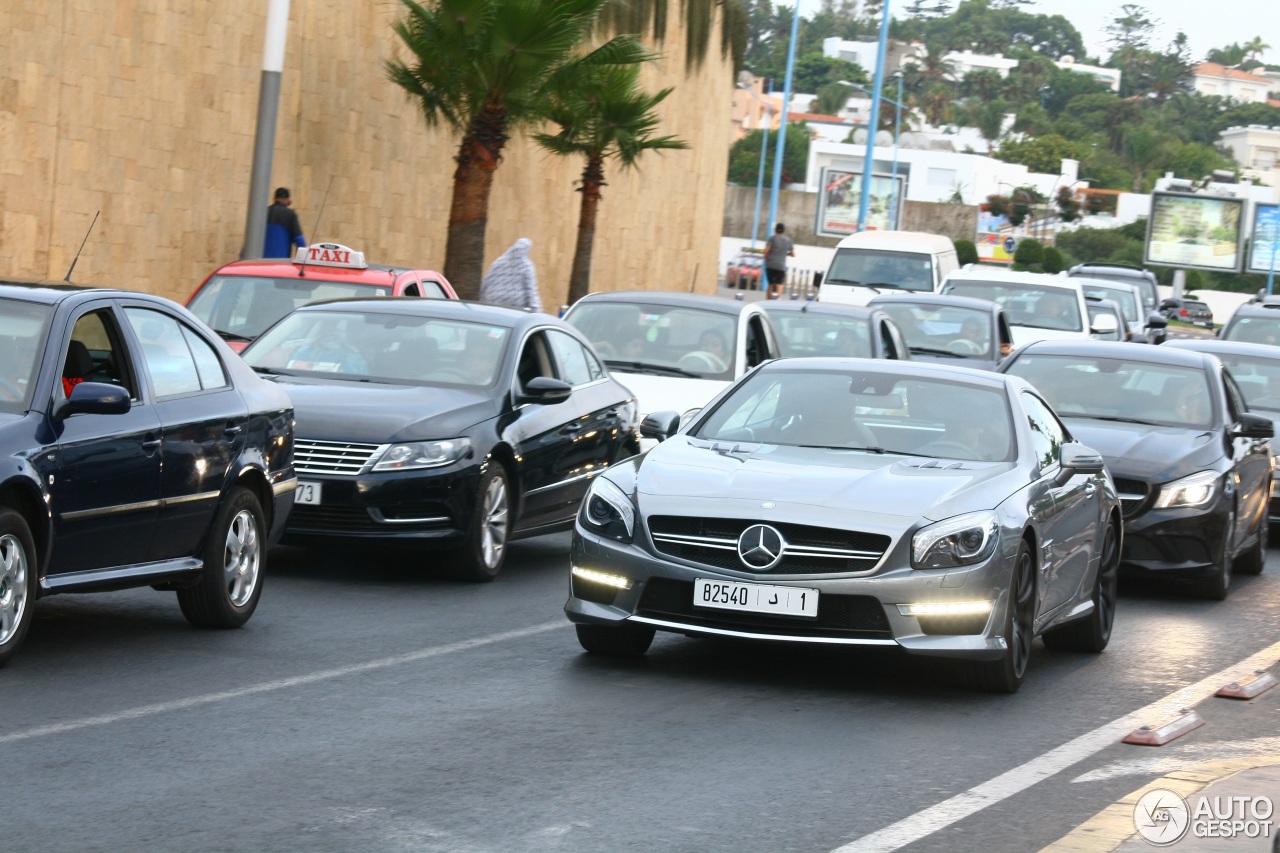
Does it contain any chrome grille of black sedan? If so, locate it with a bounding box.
[1112,477,1150,517]
[295,439,388,475]
[647,516,889,574]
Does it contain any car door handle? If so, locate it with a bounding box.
[560,422,582,434]
[224,424,243,437]
[142,438,162,450]
[1083,482,1096,496]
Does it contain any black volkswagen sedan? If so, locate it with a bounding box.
[869,293,1014,371]
[1002,341,1273,599]
[0,281,295,665]
[240,298,639,581]
[567,359,1120,693]
[761,300,909,360]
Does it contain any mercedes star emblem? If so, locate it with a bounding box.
[737,524,786,571]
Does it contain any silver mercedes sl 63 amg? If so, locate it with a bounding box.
[564,358,1122,692]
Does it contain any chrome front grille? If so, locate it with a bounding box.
[647,516,890,575]
[1112,477,1150,517]
[294,439,388,476]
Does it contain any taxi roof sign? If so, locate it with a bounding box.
[294,243,368,269]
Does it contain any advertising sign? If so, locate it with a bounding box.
[1247,203,1280,275]
[976,207,1057,264]
[815,168,905,237]
[1144,192,1245,272]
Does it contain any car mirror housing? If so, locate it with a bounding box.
[1234,413,1275,440]
[1090,314,1119,335]
[639,410,681,442]
[517,376,572,405]
[1145,312,1168,329]
[1055,443,1105,484]
[54,382,131,420]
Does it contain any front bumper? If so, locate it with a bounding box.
[564,522,1017,662]
[282,462,481,547]
[1118,492,1230,576]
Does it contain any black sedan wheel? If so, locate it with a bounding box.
[973,540,1035,693]
[178,487,265,628]
[576,623,656,657]
[1044,518,1119,653]
[1193,510,1234,600]
[448,465,510,582]
[0,509,37,666]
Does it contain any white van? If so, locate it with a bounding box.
[817,231,959,307]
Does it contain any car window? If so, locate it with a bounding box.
[1223,315,1280,345]
[876,302,994,359]
[1215,352,1280,413]
[187,275,393,341]
[546,329,596,387]
[516,331,558,393]
[0,298,53,413]
[64,308,137,399]
[419,279,448,299]
[944,280,1083,333]
[125,308,205,397]
[769,312,871,357]
[566,302,737,380]
[826,249,934,292]
[879,321,898,359]
[181,325,229,390]
[1019,392,1067,472]
[403,282,421,297]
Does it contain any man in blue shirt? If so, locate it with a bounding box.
[263,187,306,258]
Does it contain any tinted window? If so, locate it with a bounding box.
[566,302,737,380]
[546,330,595,387]
[1223,315,1280,345]
[1214,352,1280,413]
[126,308,203,397]
[66,308,136,398]
[187,275,392,341]
[1079,284,1139,322]
[0,298,52,413]
[876,302,995,359]
[825,249,934,292]
[945,280,1082,333]
[181,326,229,390]
[768,312,871,357]
[1020,392,1067,471]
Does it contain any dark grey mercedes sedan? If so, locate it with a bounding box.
[565,359,1121,692]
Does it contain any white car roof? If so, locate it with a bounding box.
[833,231,955,253]
[945,267,1083,292]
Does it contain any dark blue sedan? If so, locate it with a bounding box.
[0,281,296,665]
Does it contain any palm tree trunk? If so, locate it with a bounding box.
[445,105,508,300]
[566,156,605,306]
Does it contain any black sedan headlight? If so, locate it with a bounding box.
[373,438,471,471]
[580,477,635,542]
[912,511,999,569]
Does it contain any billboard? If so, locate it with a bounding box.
[815,168,905,238]
[976,207,1058,264]
[1144,192,1245,272]
[1247,203,1280,275]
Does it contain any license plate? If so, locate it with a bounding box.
[295,481,322,505]
[693,578,819,617]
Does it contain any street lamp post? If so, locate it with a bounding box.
[1268,216,1278,295]
[857,0,893,232]
[241,0,291,259]
[840,76,906,230]
[765,4,801,243]
[737,82,774,250]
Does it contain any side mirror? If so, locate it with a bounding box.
[1090,313,1119,336]
[1055,442,1105,484]
[639,410,681,442]
[1234,413,1275,440]
[517,376,572,405]
[1145,312,1168,330]
[1159,298,1178,311]
[54,382,131,420]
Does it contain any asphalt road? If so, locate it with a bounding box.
[4,534,1278,853]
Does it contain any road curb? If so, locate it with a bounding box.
[1038,755,1280,852]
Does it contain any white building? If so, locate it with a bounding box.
[1054,56,1121,93]
[1191,63,1273,102]
[822,37,926,76]
[1219,125,1280,187]
[943,49,1019,80]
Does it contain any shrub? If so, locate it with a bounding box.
[1041,246,1065,274]
[1013,239,1044,270]
[954,239,979,266]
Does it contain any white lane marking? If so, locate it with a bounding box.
[0,621,564,745]
[1072,735,1280,783]
[831,639,1280,853]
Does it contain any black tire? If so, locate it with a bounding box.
[177,486,266,628]
[972,539,1035,694]
[1192,510,1233,600]
[576,623,656,656]
[447,464,511,582]
[1235,510,1267,576]
[1043,518,1119,653]
[0,508,38,667]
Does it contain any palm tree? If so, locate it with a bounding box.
[1244,36,1271,66]
[386,0,649,299]
[903,44,956,94]
[536,64,688,304]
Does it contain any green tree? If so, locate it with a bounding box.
[1041,245,1065,273]
[995,134,1085,174]
[1244,36,1271,65]
[387,0,650,298]
[814,81,853,116]
[1013,238,1043,270]
[954,239,979,265]
[727,121,812,186]
[536,64,688,304]
[1206,43,1247,66]
[1119,123,1165,191]
[788,52,867,92]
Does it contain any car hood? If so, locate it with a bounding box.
[635,435,1022,526]
[1009,326,1087,347]
[272,377,498,442]
[1064,419,1222,481]
[612,372,731,418]
[908,352,999,372]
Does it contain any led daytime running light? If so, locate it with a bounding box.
[571,566,632,589]
[898,601,993,617]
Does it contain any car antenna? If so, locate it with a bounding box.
[63,211,100,282]
[297,175,334,278]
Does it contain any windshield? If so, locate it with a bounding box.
[1005,354,1215,429]
[566,302,737,380]
[1073,270,1158,311]
[876,303,994,359]
[1223,315,1280,345]
[825,249,934,292]
[945,280,1082,333]
[1215,353,1280,413]
[241,310,510,386]
[0,298,53,413]
[188,275,393,341]
[695,368,1015,462]
[768,311,871,357]
[1080,284,1139,323]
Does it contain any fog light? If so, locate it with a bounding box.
[897,601,992,617]
[572,566,632,590]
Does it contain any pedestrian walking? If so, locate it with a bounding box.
[480,238,542,312]
[263,187,306,258]
[764,223,795,299]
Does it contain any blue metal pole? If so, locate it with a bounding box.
[1268,214,1277,295]
[857,0,891,231]
[888,72,903,230]
[765,4,801,242]
[751,84,771,249]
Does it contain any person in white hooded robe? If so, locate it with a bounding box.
[479,238,541,311]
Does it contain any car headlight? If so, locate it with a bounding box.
[373,438,472,471]
[579,477,635,542]
[912,511,1000,569]
[1153,470,1219,509]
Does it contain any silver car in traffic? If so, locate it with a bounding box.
[565,359,1122,692]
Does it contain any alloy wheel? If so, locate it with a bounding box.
[480,475,509,570]
[224,509,261,608]
[1097,523,1120,639]
[0,533,29,645]
[1010,548,1035,679]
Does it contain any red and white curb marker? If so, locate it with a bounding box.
[1215,670,1279,700]
[1122,708,1205,746]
